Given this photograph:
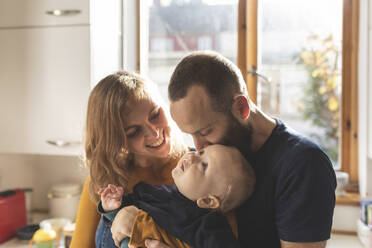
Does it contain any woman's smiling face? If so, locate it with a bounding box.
[124,98,171,159]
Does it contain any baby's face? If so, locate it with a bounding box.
[172,144,242,201]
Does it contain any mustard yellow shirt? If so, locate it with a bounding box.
[129,210,238,248]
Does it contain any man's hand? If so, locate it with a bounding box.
[144,239,170,248]
[111,205,139,247]
[98,184,124,211]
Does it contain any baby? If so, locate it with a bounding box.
[98,144,255,248]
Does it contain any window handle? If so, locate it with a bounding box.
[45,9,81,16]
[46,139,81,147]
[247,66,271,83]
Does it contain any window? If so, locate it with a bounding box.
[138,0,359,187]
[151,37,174,52]
[139,0,239,145]
[142,0,239,104]
[239,0,359,186]
[197,36,212,50]
[260,0,343,167]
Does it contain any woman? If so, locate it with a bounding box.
[70,71,186,248]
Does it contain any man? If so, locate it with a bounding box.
[165,51,335,248]
[113,51,336,248]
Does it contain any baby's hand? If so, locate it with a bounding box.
[98,184,124,211]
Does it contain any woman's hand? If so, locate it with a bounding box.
[111,205,139,247]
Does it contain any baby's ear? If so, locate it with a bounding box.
[196,195,220,209]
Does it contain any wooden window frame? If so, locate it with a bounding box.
[238,0,360,190]
[341,0,359,188]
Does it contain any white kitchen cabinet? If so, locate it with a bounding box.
[0,0,89,27]
[0,0,122,155]
[0,26,90,155]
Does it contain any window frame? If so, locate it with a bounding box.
[238,0,360,188]
[341,0,359,187]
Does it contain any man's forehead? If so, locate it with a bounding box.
[170,85,213,133]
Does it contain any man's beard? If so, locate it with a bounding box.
[219,113,254,159]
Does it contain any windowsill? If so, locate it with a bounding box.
[327,233,364,248]
[336,192,360,206]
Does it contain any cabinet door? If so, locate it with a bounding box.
[0,0,89,27]
[0,26,91,155]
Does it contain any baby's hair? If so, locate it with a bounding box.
[219,153,255,213]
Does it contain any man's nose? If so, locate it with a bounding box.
[192,136,211,151]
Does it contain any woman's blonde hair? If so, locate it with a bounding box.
[85,71,184,203]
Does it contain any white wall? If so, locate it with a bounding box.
[333,205,360,232]
[0,153,88,211]
[368,158,372,196]
[359,0,372,198]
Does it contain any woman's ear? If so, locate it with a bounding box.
[196,195,220,209]
[231,95,250,120]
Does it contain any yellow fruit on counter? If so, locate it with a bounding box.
[32,229,57,242]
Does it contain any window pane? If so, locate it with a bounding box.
[257,0,342,168]
[145,0,238,146]
[146,0,238,102]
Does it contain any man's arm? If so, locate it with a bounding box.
[276,149,336,245]
[281,240,327,248]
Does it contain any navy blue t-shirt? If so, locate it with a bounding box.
[235,120,336,247]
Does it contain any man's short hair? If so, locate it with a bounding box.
[168,51,248,112]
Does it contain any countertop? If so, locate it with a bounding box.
[0,211,67,248]
[0,211,365,248]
